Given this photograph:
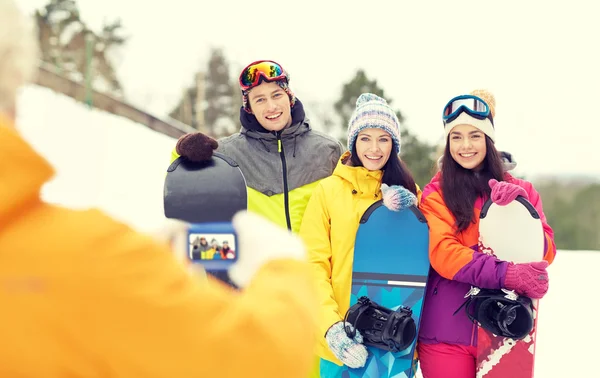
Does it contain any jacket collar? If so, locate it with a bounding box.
[333,151,383,196]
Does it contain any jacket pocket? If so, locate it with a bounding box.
[429,274,442,296]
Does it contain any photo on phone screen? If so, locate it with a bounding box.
[188,233,237,262]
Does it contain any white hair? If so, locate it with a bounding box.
[0,0,39,113]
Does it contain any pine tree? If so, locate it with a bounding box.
[204,48,237,138]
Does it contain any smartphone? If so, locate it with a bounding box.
[187,222,238,271]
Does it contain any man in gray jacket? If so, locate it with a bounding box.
[172,60,344,234]
[172,60,342,378]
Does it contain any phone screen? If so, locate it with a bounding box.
[188,232,237,262]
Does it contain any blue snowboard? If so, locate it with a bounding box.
[321,201,430,378]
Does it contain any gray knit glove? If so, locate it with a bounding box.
[325,321,368,368]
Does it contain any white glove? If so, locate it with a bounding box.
[151,218,207,280]
[325,322,368,368]
[228,211,306,288]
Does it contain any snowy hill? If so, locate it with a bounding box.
[16,85,176,233]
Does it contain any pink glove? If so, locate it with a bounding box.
[489,179,528,206]
[504,261,549,299]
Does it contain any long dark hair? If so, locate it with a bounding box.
[441,136,505,232]
[350,144,418,196]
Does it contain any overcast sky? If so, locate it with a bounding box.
[19,0,600,179]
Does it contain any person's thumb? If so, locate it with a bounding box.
[150,218,208,280]
[228,211,306,288]
[530,260,549,271]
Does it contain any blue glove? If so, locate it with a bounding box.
[325,321,368,368]
[381,184,417,211]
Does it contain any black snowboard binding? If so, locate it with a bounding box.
[455,287,534,340]
[343,296,417,353]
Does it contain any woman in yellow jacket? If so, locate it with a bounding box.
[0,3,319,376]
[299,93,421,376]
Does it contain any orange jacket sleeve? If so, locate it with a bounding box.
[420,190,507,288]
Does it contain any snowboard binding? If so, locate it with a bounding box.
[455,287,534,340]
[343,296,416,353]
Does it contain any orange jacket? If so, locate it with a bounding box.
[422,171,556,282]
[0,119,318,377]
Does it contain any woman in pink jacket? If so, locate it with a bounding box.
[417,89,556,377]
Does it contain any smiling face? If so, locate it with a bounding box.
[354,128,394,171]
[448,124,487,170]
[247,81,292,131]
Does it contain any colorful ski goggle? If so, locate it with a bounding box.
[443,95,490,123]
[238,60,288,90]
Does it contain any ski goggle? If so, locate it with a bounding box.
[442,95,490,123]
[238,60,288,90]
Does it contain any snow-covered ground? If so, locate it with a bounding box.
[15,85,594,377]
[16,85,176,234]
